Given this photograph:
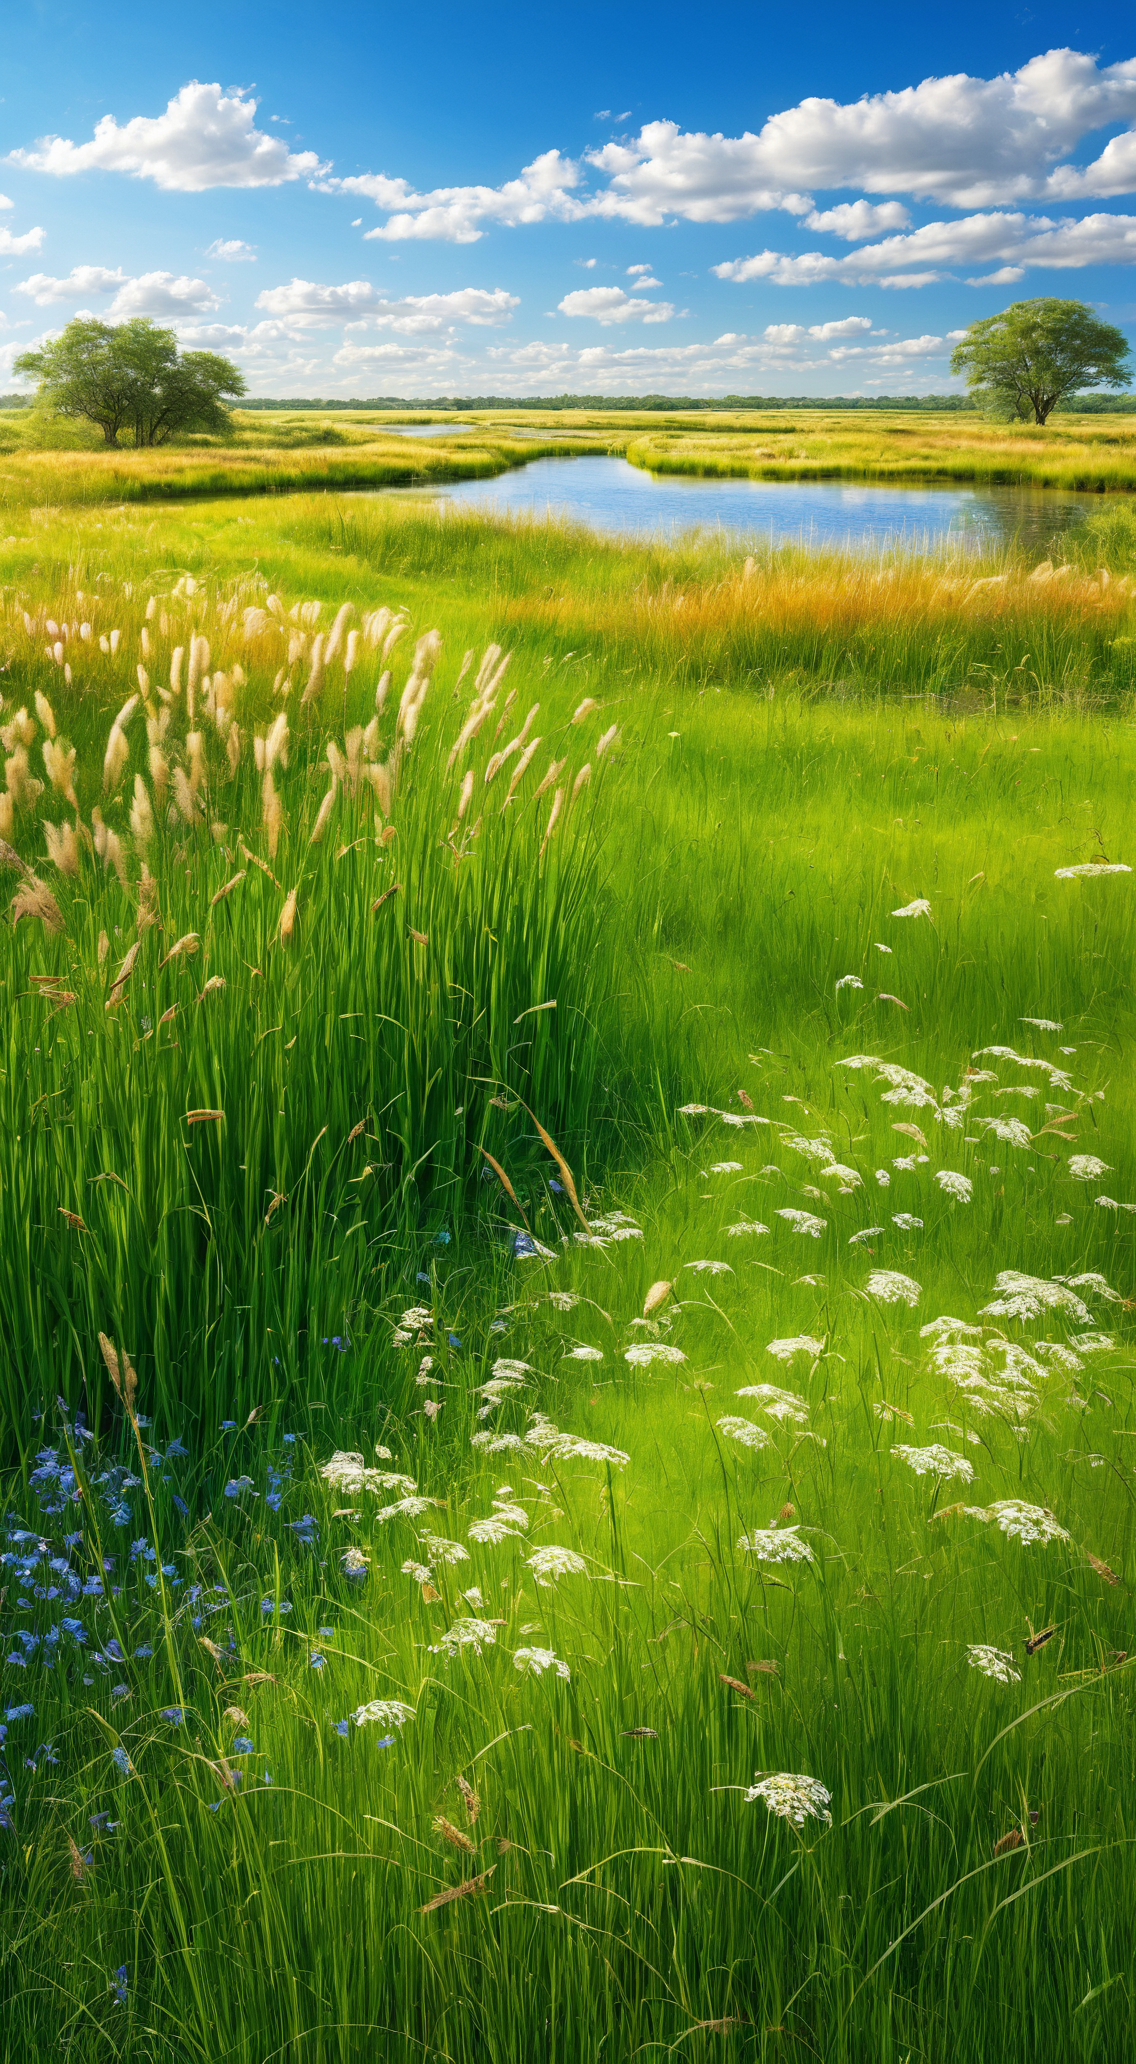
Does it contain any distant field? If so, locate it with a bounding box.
[3,404,1136,507]
[1,495,1135,2061]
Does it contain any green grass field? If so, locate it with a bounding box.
[2,479,1136,2062]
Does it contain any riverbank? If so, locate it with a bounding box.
[2,406,1136,512]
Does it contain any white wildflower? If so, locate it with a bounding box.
[355,1698,415,1728]
[745,1772,832,1824]
[966,1500,1069,1544]
[429,1617,500,1655]
[737,1527,814,1565]
[527,1546,589,1586]
[420,1535,470,1568]
[320,1452,417,1497]
[867,1269,922,1306]
[1020,1018,1063,1031]
[401,1560,433,1585]
[934,1170,973,1202]
[920,1316,983,1341]
[708,1161,744,1175]
[891,1214,923,1231]
[766,1335,825,1361]
[548,1291,580,1311]
[678,1102,711,1116]
[1095,1197,1136,1213]
[875,942,892,953]
[835,974,863,990]
[776,1208,827,1237]
[563,1345,604,1360]
[513,1646,570,1679]
[1071,1331,1115,1354]
[469,1431,526,1452]
[974,1116,1033,1149]
[891,899,932,919]
[341,1547,369,1583]
[980,1273,1092,1324]
[1054,862,1131,878]
[685,1259,734,1275]
[848,1227,885,1244]
[967,1645,1021,1685]
[624,1343,687,1366]
[875,1171,891,1187]
[376,1495,436,1523]
[467,1516,526,1546]
[717,1416,772,1451]
[727,1220,769,1237]
[893,1443,975,1482]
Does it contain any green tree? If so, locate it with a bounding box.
[950,298,1131,426]
[14,317,246,447]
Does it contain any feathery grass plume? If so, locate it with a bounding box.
[34,691,57,739]
[262,768,284,858]
[137,866,159,930]
[103,725,129,793]
[571,697,599,724]
[99,1331,138,1422]
[7,746,44,812]
[137,663,150,699]
[398,630,443,744]
[186,733,205,793]
[492,687,518,739]
[325,604,353,665]
[375,669,391,713]
[368,759,393,817]
[532,757,566,803]
[43,739,78,805]
[1,708,36,750]
[210,871,246,909]
[433,1815,477,1856]
[502,735,542,809]
[0,836,32,878]
[457,769,475,820]
[301,633,326,709]
[310,782,337,844]
[326,740,348,786]
[109,628,121,656]
[381,618,408,662]
[456,1774,481,1825]
[520,1102,589,1234]
[596,722,619,756]
[159,931,200,969]
[113,694,139,736]
[169,647,183,697]
[198,976,226,1002]
[278,888,297,946]
[362,606,392,650]
[129,776,155,847]
[540,787,564,855]
[571,762,592,804]
[43,820,79,877]
[473,643,503,695]
[12,878,65,932]
[107,942,139,1004]
[264,712,289,770]
[225,725,241,777]
[93,816,128,887]
[420,1866,495,1914]
[0,794,13,839]
[172,767,202,823]
[643,1280,672,1317]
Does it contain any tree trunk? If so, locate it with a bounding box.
[102,425,119,446]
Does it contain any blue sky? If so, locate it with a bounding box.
[2,0,1135,398]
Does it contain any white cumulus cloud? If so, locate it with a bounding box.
[0,224,46,255]
[9,81,324,191]
[802,200,911,239]
[715,208,1136,285]
[328,151,585,244]
[206,238,256,261]
[14,266,219,317]
[255,279,518,333]
[557,285,677,324]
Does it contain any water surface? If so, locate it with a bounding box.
[417,454,1092,554]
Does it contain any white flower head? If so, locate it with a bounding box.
[355,1698,415,1728]
[429,1617,499,1656]
[835,974,863,990]
[966,1499,1069,1544]
[563,1344,604,1361]
[891,899,932,919]
[727,1219,770,1237]
[766,1335,824,1361]
[776,1208,827,1237]
[685,1258,734,1275]
[737,1526,814,1565]
[624,1342,687,1366]
[866,1269,922,1306]
[527,1545,589,1586]
[708,1161,744,1175]
[1054,862,1131,879]
[717,1415,772,1451]
[467,1517,522,1546]
[513,1646,570,1679]
[891,1213,924,1232]
[1068,1155,1111,1180]
[934,1170,973,1202]
[341,1546,369,1583]
[967,1645,1021,1685]
[745,1772,832,1825]
[980,1273,1092,1324]
[893,1442,975,1483]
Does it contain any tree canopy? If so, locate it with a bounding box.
[14,318,246,447]
[949,299,1131,426]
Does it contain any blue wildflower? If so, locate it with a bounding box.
[111,1967,128,2006]
[219,1420,237,1432]
[4,1704,34,1723]
[160,1707,184,1727]
[309,1652,326,1672]
[231,1736,254,1755]
[334,1718,350,1737]
[112,1747,133,1776]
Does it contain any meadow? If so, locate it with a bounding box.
[1,474,1136,2062]
[3,402,1136,504]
